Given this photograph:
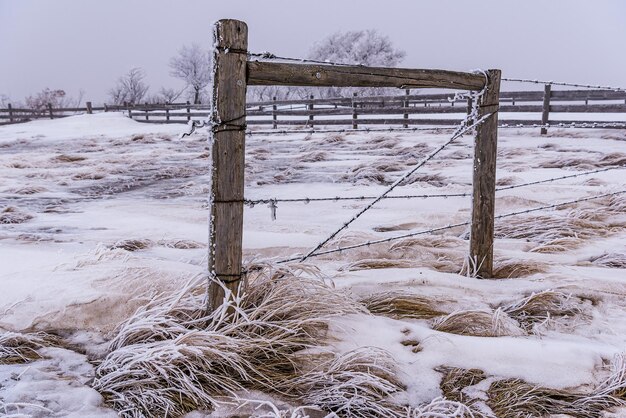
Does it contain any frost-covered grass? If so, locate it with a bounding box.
[1,114,626,416]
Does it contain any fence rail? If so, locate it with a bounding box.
[3,87,626,130]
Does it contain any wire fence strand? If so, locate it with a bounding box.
[244,165,625,207]
[298,111,493,262]
[276,189,626,263]
[502,77,626,92]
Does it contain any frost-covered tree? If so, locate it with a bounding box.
[169,44,211,104]
[25,88,84,110]
[109,68,149,105]
[307,29,406,98]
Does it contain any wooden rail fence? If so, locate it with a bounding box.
[3,88,626,131]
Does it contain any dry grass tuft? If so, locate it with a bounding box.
[157,239,205,250]
[342,258,415,271]
[487,372,625,418]
[589,253,626,269]
[432,309,524,337]
[438,367,487,404]
[500,290,585,333]
[529,237,583,253]
[53,154,87,163]
[288,348,405,418]
[402,173,449,187]
[389,236,461,251]
[492,259,547,279]
[496,176,518,186]
[111,239,154,252]
[93,267,410,417]
[299,151,328,162]
[72,171,106,180]
[405,396,480,417]
[10,186,48,195]
[0,206,33,224]
[0,331,57,364]
[361,292,447,320]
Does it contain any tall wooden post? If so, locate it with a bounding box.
[86,101,93,114]
[540,83,551,135]
[7,104,13,123]
[308,94,314,127]
[47,103,53,119]
[352,92,358,129]
[470,69,500,278]
[403,89,409,128]
[186,101,191,122]
[207,19,248,311]
[272,96,277,129]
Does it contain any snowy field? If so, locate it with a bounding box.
[1,112,625,417]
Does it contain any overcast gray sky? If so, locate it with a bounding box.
[1,0,625,104]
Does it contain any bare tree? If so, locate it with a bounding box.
[109,68,149,105]
[307,29,406,98]
[24,88,85,110]
[146,87,186,104]
[169,44,211,104]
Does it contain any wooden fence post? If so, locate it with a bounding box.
[47,103,53,119]
[86,101,93,114]
[352,92,358,129]
[104,104,108,112]
[469,69,501,278]
[186,101,191,122]
[541,83,551,135]
[308,94,314,127]
[207,19,248,311]
[272,96,277,129]
[166,105,170,122]
[403,89,409,128]
[7,103,13,123]
[144,102,149,121]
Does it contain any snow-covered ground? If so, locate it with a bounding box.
[1,113,625,416]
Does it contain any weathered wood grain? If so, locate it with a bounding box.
[470,69,501,278]
[207,19,248,311]
[247,61,487,90]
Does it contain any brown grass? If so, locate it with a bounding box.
[438,367,487,404]
[487,378,621,418]
[111,239,153,252]
[589,253,626,269]
[361,292,447,320]
[53,154,87,163]
[500,290,585,333]
[0,206,33,224]
[432,309,524,337]
[492,259,547,279]
[342,258,415,271]
[0,332,58,365]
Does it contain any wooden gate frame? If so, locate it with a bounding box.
[207,19,500,308]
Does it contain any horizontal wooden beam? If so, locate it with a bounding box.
[247,61,487,90]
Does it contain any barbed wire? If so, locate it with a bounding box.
[499,122,626,129]
[248,52,366,67]
[244,165,625,207]
[298,109,493,262]
[501,77,626,92]
[246,126,459,136]
[245,121,626,137]
[275,189,625,263]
